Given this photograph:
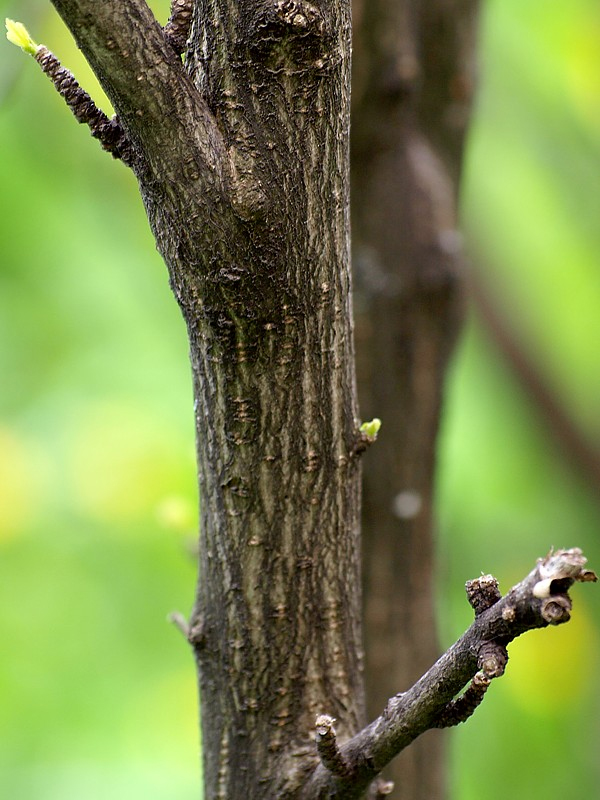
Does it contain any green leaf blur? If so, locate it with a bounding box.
[1,2,200,798]
[1,1,599,799]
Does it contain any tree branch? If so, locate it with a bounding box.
[34,45,134,164]
[303,548,596,799]
[49,0,227,188]
[472,277,600,495]
[315,716,350,778]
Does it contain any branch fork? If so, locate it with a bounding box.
[303,549,596,799]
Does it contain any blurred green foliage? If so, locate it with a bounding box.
[437,0,600,796]
[1,0,599,799]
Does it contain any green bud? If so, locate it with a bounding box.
[360,418,382,439]
[5,18,39,56]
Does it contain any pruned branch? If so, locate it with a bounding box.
[304,549,596,799]
[315,716,350,778]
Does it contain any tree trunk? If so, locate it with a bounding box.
[351,2,478,796]
[183,5,366,795]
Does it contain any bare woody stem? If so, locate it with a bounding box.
[34,46,134,164]
[315,716,349,778]
[303,549,596,799]
[16,5,597,799]
[163,0,193,55]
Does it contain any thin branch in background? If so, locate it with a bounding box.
[472,278,600,494]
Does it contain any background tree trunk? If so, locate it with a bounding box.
[351,1,478,796]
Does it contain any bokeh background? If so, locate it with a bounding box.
[1,0,599,798]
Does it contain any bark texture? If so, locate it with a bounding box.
[351,2,478,796]
[183,4,366,795]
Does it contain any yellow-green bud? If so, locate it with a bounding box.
[360,418,382,439]
[5,18,39,56]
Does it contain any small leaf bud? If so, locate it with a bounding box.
[5,18,39,56]
[360,418,382,439]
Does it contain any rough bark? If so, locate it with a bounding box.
[351,2,478,795]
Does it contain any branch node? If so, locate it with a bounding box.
[352,419,381,456]
[188,615,207,649]
[315,715,349,777]
[477,641,508,678]
[465,574,501,615]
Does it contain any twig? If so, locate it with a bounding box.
[168,610,190,638]
[35,46,134,164]
[315,716,348,778]
[164,0,193,55]
[301,548,596,799]
[432,671,491,728]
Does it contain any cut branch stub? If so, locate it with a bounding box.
[466,573,502,615]
[315,715,349,778]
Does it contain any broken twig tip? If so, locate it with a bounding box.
[315,714,348,777]
[465,573,502,615]
[168,610,190,638]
